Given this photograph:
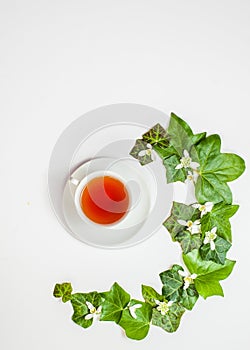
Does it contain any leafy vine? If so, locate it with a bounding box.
[53,113,245,340]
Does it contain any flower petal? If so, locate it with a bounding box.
[204,237,209,245]
[183,282,189,290]
[205,202,214,212]
[138,150,146,157]
[168,301,174,307]
[183,149,189,157]
[129,307,138,319]
[191,273,197,279]
[147,143,152,149]
[193,219,201,225]
[155,300,161,305]
[178,219,187,226]
[96,306,102,314]
[191,225,201,234]
[85,313,94,320]
[210,240,216,251]
[178,270,187,277]
[190,161,200,169]
[175,163,183,169]
[211,227,217,234]
[86,301,94,310]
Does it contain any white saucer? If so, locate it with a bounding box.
[48,103,182,248]
[63,157,165,248]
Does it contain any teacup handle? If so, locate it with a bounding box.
[70,176,80,186]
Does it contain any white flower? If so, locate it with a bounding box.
[128,303,142,319]
[175,150,200,170]
[155,300,173,315]
[138,143,155,160]
[203,227,217,251]
[85,301,102,320]
[186,170,199,183]
[192,202,213,217]
[178,219,201,234]
[178,270,197,290]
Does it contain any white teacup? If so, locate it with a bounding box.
[70,170,132,228]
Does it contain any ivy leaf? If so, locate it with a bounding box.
[200,236,232,265]
[160,264,199,310]
[163,202,200,241]
[176,231,202,254]
[163,155,187,183]
[152,303,185,333]
[70,292,102,329]
[183,249,236,299]
[196,134,245,204]
[201,202,239,242]
[142,123,169,148]
[129,139,153,166]
[180,284,199,310]
[167,113,206,156]
[141,285,164,306]
[195,173,232,204]
[160,264,183,301]
[100,282,130,323]
[119,300,152,340]
[202,153,246,182]
[53,282,72,303]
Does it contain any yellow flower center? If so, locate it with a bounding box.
[181,156,191,168]
[184,276,194,284]
[90,307,96,314]
[199,205,206,212]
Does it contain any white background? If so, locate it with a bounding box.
[1,0,250,349]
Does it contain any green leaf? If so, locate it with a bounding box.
[195,134,245,204]
[119,300,152,340]
[129,139,153,166]
[141,285,164,306]
[163,155,187,183]
[200,236,231,265]
[180,284,199,310]
[176,231,202,254]
[167,113,206,156]
[160,264,198,310]
[53,282,72,303]
[163,202,200,241]
[202,153,246,182]
[100,282,130,323]
[152,303,185,333]
[70,292,102,329]
[183,249,236,298]
[196,134,221,164]
[201,202,239,242]
[142,123,169,148]
[160,264,184,301]
[195,173,233,204]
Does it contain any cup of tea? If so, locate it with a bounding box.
[70,170,131,227]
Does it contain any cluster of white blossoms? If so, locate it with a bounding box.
[203,227,218,251]
[178,218,201,234]
[138,143,155,160]
[175,149,200,183]
[178,270,197,290]
[85,301,102,321]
